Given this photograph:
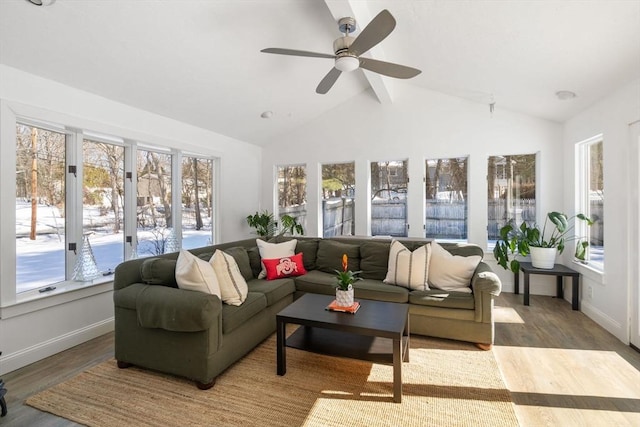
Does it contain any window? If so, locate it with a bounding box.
[82,139,125,275]
[181,156,214,249]
[487,154,536,247]
[15,123,67,293]
[371,160,408,237]
[321,162,355,237]
[10,116,218,298]
[277,165,307,233]
[425,157,468,241]
[576,136,604,271]
[136,149,173,257]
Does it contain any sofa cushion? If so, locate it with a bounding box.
[296,238,319,271]
[316,240,360,274]
[359,241,390,280]
[210,250,248,306]
[247,277,296,306]
[409,289,475,310]
[175,250,221,297]
[247,246,262,278]
[384,240,431,290]
[222,246,254,282]
[262,253,307,280]
[293,270,337,296]
[438,242,484,258]
[256,239,297,279]
[428,241,481,293]
[353,279,409,303]
[221,292,267,334]
[140,258,179,288]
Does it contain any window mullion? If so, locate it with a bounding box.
[123,142,137,259]
[66,130,83,280]
[172,150,182,246]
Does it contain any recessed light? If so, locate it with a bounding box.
[260,111,274,119]
[555,90,577,100]
[26,0,56,5]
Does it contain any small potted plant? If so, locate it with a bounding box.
[246,211,304,238]
[334,254,361,306]
[493,211,593,272]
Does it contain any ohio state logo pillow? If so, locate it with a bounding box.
[262,253,307,280]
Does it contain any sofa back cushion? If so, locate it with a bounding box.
[359,241,391,280]
[316,240,360,274]
[295,238,319,271]
[140,258,179,288]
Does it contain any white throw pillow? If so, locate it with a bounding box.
[256,239,297,279]
[175,250,221,297]
[383,240,431,291]
[428,241,481,293]
[210,249,248,306]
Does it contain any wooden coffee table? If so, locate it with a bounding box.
[276,293,410,403]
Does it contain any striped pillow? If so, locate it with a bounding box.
[383,240,431,290]
[210,249,248,306]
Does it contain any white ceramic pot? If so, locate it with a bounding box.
[335,284,354,307]
[530,247,557,269]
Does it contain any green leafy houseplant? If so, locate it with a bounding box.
[246,211,304,238]
[493,211,593,273]
[334,253,362,291]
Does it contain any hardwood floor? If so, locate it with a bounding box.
[1,292,639,426]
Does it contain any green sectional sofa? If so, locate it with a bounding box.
[113,236,502,388]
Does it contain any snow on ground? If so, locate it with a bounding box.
[16,201,212,293]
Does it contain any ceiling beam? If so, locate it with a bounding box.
[323,0,393,104]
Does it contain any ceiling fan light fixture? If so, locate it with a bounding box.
[555,90,577,100]
[335,56,359,72]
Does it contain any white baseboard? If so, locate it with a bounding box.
[0,317,114,375]
[580,300,627,344]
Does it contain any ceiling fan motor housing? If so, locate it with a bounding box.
[333,36,354,56]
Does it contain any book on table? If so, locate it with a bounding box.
[326,300,360,314]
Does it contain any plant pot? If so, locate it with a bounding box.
[530,247,557,269]
[335,285,354,307]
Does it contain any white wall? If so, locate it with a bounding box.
[562,78,640,343]
[262,82,564,292]
[0,65,262,374]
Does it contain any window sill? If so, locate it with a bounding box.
[0,279,113,320]
[571,260,605,285]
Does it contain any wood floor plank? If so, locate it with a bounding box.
[2,293,639,426]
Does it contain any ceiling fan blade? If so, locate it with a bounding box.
[261,48,335,59]
[316,68,342,94]
[348,9,396,57]
[359,58,421,79]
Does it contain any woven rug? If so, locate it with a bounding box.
[27,333,518,426]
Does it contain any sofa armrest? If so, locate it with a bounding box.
[123,284,222,332]
[471,262,502,323]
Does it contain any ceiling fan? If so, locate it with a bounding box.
[261,9,421,94]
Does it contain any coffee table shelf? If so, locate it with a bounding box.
[286,326,409,366]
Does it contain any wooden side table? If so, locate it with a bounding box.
[514,262,581,310]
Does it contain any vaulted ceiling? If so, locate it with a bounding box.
[1,0,639,146]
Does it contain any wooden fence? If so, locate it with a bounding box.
[281,198,603,243]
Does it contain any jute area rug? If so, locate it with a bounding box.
[27,332,518,427]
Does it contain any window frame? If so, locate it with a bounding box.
[575,134,604,273]
[2,103,218,308]
[486,153,537,249]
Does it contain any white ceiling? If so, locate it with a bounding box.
[1,0,639,146]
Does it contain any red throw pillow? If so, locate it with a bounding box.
[262,253,307,280]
